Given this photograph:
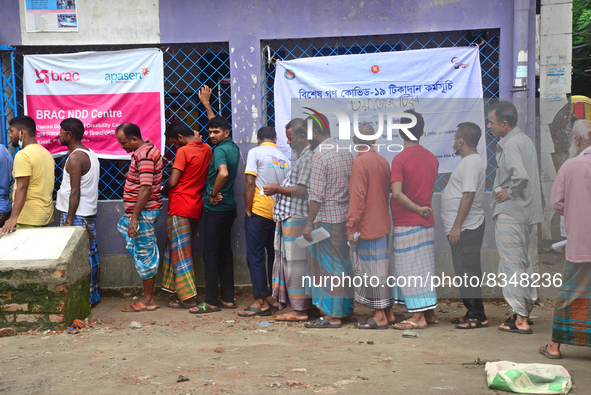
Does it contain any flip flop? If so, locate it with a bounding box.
[238,306,272,317]
[455,318,488,329]
[189,302,221,314]
[450,316,469,325]
[505,313,534,326]
[275,313,309,322]
[539,345,562,359]
[392,320,427,330]
[427,320,439,325]
[304,317,341,328]
[121,301,159,312]
[167,300,197,309]
[356,317,388,330]
[498,320,533,334]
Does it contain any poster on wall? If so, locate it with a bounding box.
[274,46,485,173]
[23,48,165,159]
[25,0,78,32]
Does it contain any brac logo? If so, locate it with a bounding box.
[304,107,418,141]
[35,69,80,84]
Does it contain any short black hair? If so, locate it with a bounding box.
[116,122,142,140]
[207,116,231,132]
[456,122,482,148]
[257,126,276,141]
[286,118,306,138]
[165,121,193,140]
[8,115,36,137]
[489,101,518,127]
[400,109,425,141]
[305,113,330,136]
[60,118,85,141]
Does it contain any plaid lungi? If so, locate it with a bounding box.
[271,215,313,311]
[552,259,591,347]
[59,212,101,305]
[117,209,161,280]
[161,215,198,301]
[391,225,437,312]
[305,222,354,318]
[495,213,537,317]
[353,235,392,309]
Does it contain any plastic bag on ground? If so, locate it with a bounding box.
[485,361,571,394]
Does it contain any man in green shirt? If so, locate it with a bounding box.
[190,116,240,314]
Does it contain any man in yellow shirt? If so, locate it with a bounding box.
[1,115,54,234]
[238,126,289,317]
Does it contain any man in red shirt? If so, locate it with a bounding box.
[116,123,163,312]
[390,109,439,330]
[347,123,393,330]
[161,122,212,309]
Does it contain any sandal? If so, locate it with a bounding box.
[498,320,533,334]
[539,345,562,359]
[505,313,534,326]
[167,300,197,309]
[237,306,272,317]
[455,318,488,329]
[392,320,427,330]
[189,302,221,314]
[356,317,388,330]
[220,301,238,309]
[450,316,469,325]
[304,316,341,328]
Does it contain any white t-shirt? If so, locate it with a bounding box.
[440,153,485,235]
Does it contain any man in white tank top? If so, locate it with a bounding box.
[56,118,101,307]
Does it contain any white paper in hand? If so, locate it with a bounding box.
[295,227,330,248]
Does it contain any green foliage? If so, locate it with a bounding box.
[573,0,591,96]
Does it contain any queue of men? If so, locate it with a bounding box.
[1,100,590,361]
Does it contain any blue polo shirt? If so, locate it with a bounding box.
[0,145,13,214]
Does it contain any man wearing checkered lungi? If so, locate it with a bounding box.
[540,119,591,359]
[390,109,440,330]
[489,101,543,335]
[346,123,393,330]
[302,113,355,329]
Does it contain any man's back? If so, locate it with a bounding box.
[245,142,289,219]
[13,144,54,225]
[390,144,439,227]
[552,152,591,263]
[308,138,354,223]
[169,140,212,219]
[124,141,162,215]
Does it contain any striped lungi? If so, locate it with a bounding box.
[271,215,313,311]
[305,222,354,318]
[391,225,437,312]
[552,259,591,347]
[353,235,392,309]
[59,212,101,305]
[161,215,198,301]
[495,213,537,317]
[117,209,161,280]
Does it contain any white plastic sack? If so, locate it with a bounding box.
[485,361,571,394]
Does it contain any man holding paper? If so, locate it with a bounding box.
[303,114,355,328]
[263,119,317,322]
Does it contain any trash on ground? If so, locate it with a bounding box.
[486,361,571,394]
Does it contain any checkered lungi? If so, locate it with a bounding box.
[117,209,161,280]
[391,225,437,312]
[353,235,392,309]
[161,215,198,301]
[59,212,101,305]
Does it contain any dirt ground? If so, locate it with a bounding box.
[1,252,589,395]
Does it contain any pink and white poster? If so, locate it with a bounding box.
[24,48,164,159]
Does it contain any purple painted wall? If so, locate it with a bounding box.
[0,1,22,45]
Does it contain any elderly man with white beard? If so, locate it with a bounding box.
[539,119,591,359]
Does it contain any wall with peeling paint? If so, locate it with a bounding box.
[0,0,539,289]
